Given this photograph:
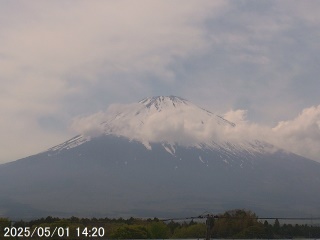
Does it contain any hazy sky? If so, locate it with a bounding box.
[1,0,320,163]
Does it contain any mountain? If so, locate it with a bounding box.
[1,96,320,219]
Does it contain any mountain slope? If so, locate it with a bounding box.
[1,96,320,219]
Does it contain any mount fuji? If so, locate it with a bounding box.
[1,96,320,219]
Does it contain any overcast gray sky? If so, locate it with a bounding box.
[1,0,320,163]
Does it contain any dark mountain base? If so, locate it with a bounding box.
[1,135,320,219]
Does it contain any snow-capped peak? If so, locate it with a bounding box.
[101,96,235,144]
[55,96,276,154]
[68,96,236,145]
[139,96,189,111]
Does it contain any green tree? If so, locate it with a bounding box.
[148,221,170,238]
[173,223,206,238]
[213,209,264,238]
[263,220,274,238]
[273,218,280,234]
[236,225,266,238]
[110,225,149,239]
[167,220,180,234]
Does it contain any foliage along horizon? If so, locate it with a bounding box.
[1,209,320,239]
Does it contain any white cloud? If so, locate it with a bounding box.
[0,1,226,84]
[223,106,320,162]
[71,99,236,146]
[271,105,320,160]
[223,109,248,125]
[71,111,106,138]
[70,97,320,162]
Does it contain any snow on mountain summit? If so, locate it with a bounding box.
[54,96,276,154]
[100,96,236,145]
[140,96,192,111]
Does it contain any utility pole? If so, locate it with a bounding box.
[203,214,216,240]
[205,217,211,240]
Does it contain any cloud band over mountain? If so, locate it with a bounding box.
[71,98,320,162]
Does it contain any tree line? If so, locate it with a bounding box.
[1,209,320,239]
